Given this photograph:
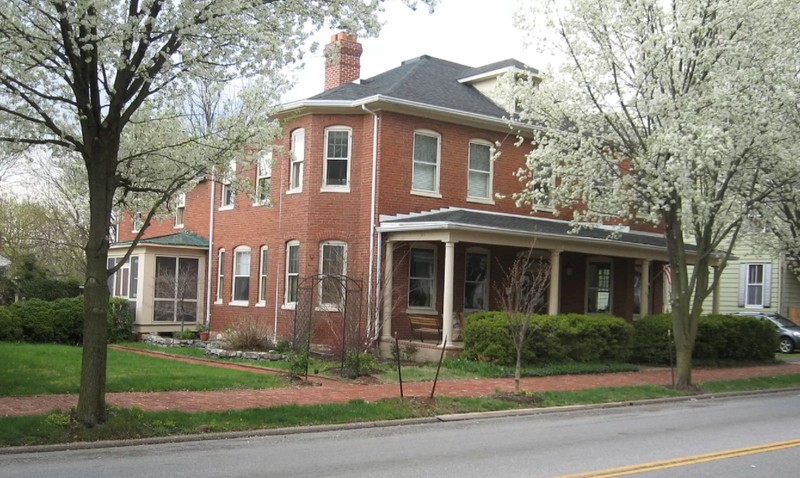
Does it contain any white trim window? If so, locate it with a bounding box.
[255,150,272,206]
[464,250,489,310]
[257,246,269,306]
[220,159,236,209]
[215,248,225,303]
[289,129,305,193]
[322,127,351,191]
[175,193,186,228]
[231,246,251,305]
[320,241,347,308]
[131,210,143,233]
[467,140,493,202]
[408,246,436,309]
[285,241,300,306]
[411,130,441,195]
[739,263,772,308]
[154,256,200,322]
[586,259,612,314]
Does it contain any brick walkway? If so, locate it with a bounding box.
[1,348,797,417]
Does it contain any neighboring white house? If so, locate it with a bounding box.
[706,234,800,322]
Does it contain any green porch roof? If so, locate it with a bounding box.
[111,231,209,249]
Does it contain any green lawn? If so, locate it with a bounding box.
[0,343,288,396]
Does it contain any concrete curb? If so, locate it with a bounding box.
[2,387,798,456]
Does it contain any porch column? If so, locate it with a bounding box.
[441,241,456,347]
[381,241,395,340]
[712,266,720,314]
[548,249,561,315]
[641,259,651,316]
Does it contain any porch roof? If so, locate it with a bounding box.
[378,208,690,261]
[110,231,209,249]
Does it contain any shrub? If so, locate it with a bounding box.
[463,312,634,366]
[107,298,135,343]
[222,316,274,351]
[0,307,23,341]
[50,296,84,344]
[631,313,777,365]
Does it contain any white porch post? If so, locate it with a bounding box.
[441,241,455,347]
[548,250,561,315]
[641,259,651,316]
[381,241,394,340]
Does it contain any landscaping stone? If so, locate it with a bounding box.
[141,334,286,362]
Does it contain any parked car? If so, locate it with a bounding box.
[734,312,800,353]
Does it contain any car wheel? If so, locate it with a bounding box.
[779,337,794,354]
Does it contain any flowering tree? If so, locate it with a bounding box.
[0,0,435,425]
[510,0,799,387]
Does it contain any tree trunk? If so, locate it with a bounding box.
[76,141,118,426]
[515,349,522,393]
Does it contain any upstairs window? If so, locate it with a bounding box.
[131,211,143,233]
[255,150,272,206]
[289,129,305,192]
[411,130,441,194]
[739,263,772,308]
[323,127,351,190]
[467,141,493,201]
[175,193,186,228]
[220,159,236,209]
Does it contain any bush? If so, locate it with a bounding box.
[463,311,634,366]
[222,316,274,351]
[631,313,777,365]
[0,296,135,344]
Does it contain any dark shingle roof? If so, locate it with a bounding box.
[308,55,525,119]
[380,208,674,250]
[111,231,208,249]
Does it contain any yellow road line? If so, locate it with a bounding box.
[556,438,800,478]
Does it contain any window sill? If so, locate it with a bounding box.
[316,304,343,312]
[286,189,302,195]
[531,204,556,213]
[466,197,495,205]
[281,303,297,310]
[174,224,184,229]
[214,300,223,305]
[255,302,266,308]
[252,202,272,208]
[410,190,442,199]
[320,186,350,193]
[218,205,234,211]
[228,301,249,307]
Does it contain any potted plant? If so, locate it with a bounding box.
[196,322,211,341]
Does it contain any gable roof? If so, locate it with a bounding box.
[110,231,209,249]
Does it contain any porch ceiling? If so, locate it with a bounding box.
[378,207,694,263]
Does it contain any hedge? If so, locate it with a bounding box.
[0,296,134,344]
[631,313,777,364]
[463,312,634,365]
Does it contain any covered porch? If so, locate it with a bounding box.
[375,208,701,360]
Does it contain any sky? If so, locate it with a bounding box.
[282,0,542,102]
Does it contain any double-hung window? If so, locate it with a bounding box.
[231,246,251,304]
[174,193,186,228]
[320,242,346,308]
[285,241,300,306]
[740,263,772,308]
[408,247,435,309]
[467,141,493,201]
[289,129,305,192]
[323,127,351,191]
[215,249,225,303]
[257,246,268,305]
[411,130,441,195]
[587,260,612,314]
[255,150,272,205]
[131,211,143,233]
[220,159,236,209]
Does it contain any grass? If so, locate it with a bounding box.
[0,343,288,396]
[2,373,799,448]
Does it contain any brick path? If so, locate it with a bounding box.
[1,348,797,417]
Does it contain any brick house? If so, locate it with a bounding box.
[111,32,679,357]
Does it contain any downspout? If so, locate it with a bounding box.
[205,167,217,326]
[362,104,379,339]
[273,170,285,344]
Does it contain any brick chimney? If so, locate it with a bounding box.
[324,32,363,90]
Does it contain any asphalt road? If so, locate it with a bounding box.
[2,391,799,478]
